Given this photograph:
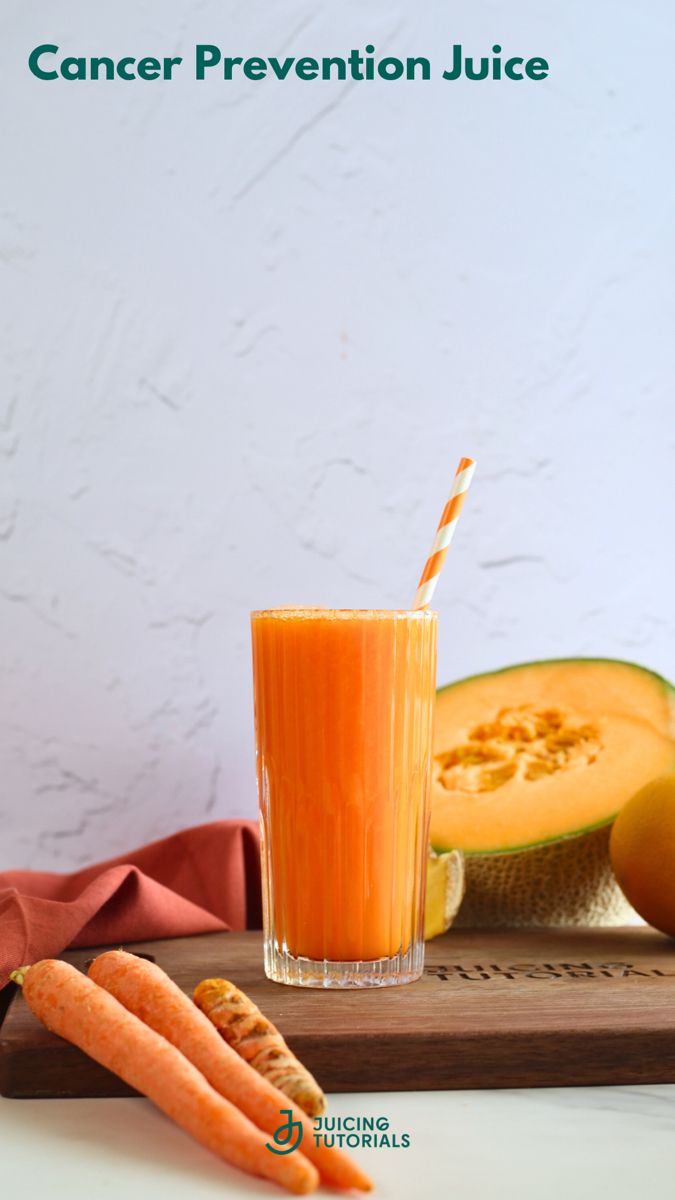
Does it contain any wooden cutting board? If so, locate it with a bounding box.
[2,927,675,1098]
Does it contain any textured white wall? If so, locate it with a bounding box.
[1,2,673,868]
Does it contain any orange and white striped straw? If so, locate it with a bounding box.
[412,456,476,610]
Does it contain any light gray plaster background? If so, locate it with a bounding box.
[1,2,673,868]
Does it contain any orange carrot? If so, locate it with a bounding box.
[194,977,326,1117]
[12,961,318,1196]
[88,950,373,1192]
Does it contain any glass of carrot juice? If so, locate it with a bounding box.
[251,607,437,988]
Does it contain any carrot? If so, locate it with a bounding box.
[11,961,318,1196]
[88,950,373,1192]
[194,977,326,1118]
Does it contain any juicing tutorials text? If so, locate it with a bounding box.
[28,43,550,84]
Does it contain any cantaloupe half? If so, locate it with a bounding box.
[430,658,675,927]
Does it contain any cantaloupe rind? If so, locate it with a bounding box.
[454,827,637,928]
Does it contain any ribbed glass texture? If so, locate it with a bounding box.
[251,608,437,988]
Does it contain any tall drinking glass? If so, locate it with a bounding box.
[251,608,437,988]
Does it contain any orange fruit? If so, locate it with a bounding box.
[609,773,675,936]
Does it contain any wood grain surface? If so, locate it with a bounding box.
[2,927,675,1098]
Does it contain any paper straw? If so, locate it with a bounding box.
[412,457,476,610]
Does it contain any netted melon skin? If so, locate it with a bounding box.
[455,825,636,928]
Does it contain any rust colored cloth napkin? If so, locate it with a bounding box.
[0,821,261,988]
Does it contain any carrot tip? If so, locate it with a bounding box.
[9,965,31,986]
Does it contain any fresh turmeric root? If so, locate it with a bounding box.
[194,978,326,1119]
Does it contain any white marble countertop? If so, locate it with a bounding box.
[2,1086,673,1199]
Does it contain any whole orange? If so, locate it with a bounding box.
[609,772,675,936]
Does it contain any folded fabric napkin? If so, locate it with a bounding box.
[0,820,261,989]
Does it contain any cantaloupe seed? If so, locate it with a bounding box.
[435,704,602,794]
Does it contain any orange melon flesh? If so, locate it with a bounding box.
[430,658,675,854]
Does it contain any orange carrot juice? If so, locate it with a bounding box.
[251,608,437,988]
